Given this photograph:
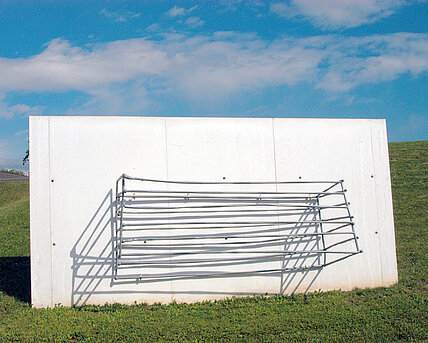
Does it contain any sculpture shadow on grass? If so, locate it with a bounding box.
[0,256,31,303]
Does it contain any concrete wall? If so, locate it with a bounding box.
[30,116,397,307]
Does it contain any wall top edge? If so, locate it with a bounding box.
[29,116,387,122]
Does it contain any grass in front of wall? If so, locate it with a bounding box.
[0,142,427,342]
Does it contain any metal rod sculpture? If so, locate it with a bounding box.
[114,174,362,281]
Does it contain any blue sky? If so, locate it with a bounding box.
[0,0,427,172]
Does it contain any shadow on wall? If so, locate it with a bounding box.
[70,190,331,307]
[70,190,115,307]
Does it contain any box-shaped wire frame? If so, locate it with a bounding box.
[114,175,362,281]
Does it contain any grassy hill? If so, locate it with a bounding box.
[0,141,426,342]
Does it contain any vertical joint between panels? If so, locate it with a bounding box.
[48,118,54,307]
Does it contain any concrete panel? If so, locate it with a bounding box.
[30,116,397,307]
[30,117,52,307]
[272,119,397,292]
[368,120,397,285]
[164,118,280,302]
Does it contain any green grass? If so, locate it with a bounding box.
[0,142,427,342]
[389,141,428,291]
[0,180,29,208]
[0,181,30,257]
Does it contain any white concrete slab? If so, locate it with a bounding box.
[30,117,52,306]
[30,116,397,307]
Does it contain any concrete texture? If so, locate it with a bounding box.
[30,116,397,307]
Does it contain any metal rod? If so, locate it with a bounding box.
[120,237,327,247]
[119,190,346,196]
[114,266,325,280]
[117,253,322,265]
[339,181,361,252]
[118,176,125,259]
[122,197,318,203]
[325,237,356,250]
[121,222,354,231]
[114,175,120,278]
[121,231,356,242]
[120,214,353,223]
[119,250,358,256]
[316,195,327,266]
[122,174,340,185]
[121,220,354,227]
[121,203,350,211]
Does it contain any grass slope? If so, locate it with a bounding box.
[0,180,29,208]
[0,142,427,342]
[0,181,30,256]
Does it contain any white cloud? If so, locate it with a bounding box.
[99,8,141,22]
[0,32,426,102]
[185,16,204,27]
[316,33,428,90]
[14,129,29,136]
[217,0,245,13]
[147,23,161,32]
[0,94,43,119]
[271,0,408,29]
[173,38,322,98]
[165,5,197,17]
[68,81,154,116]
[0,38,170,91]
[166,6,185,17]
[270,3,297,18]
